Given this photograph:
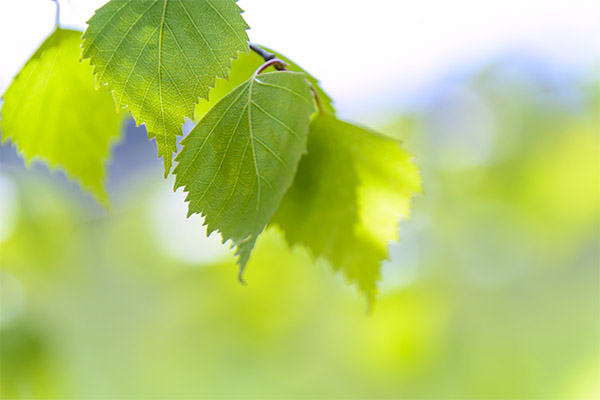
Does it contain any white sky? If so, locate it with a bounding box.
[0,0,599,115]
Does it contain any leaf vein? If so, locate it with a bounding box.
[251,100,298,138]
[193,101,247,206]
[163,19,204,94]
[177,0,226,77]
[255,80,312,105]
[96,0,159,84]
[82,0,133,56]
[117,25,160,107]
[252,136,289,170]
[204,0,247,46]
[176,84,249,180]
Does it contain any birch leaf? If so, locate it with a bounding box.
[82,0,249,175]
[174,71,314,273]
[1,28,123,205]
[272,113,422,303]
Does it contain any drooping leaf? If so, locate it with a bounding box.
[81,0,249,175]
[272,112,422,303]
[174,71,315,272]
[194,45,334,121]
[0,28,123,205]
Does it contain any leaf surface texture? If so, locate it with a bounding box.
[174,71,314,271]
[82,0,249,175]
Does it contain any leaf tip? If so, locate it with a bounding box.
[238,268,247,286]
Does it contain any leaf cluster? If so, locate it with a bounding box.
[0,0,421,303]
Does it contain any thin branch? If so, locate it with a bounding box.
[249,43,276,62]
[310,86,324,113]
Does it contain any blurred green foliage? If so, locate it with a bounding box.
[1,62,598,399]
[0,28,123,205]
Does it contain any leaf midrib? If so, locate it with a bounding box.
[157,0,168,149]
[95,0,159,85]
[248,75,261,212]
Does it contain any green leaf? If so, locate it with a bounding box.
[0,28,123,206]
[174,71,315,273]
[194,45,334,121]
[272,112,422,304]
[81,0,249,176]
[267,46,335,114]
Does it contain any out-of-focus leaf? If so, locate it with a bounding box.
[0,29,122,205]
[272,112,422,303]
[174,71,314,272]
[81,0,249,175]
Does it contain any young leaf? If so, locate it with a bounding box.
[271,113,422,304]
[194,45,334,121]
[81,0,249,175]
[174,71,315,273]
[0,28,123,206]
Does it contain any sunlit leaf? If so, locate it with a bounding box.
[272,112,422,303]
[0,28,123,205]
[174,71,314,272]
[81,0,249,175]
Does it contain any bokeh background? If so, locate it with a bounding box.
[1,0,599,399]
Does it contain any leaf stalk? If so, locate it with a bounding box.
[250,42,324,113]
